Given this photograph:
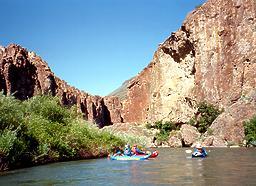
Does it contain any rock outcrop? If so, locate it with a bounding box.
[121,0,256,123]
[180,124,201,147]
[202,136,227,147]
[1,0,255,146]
[117,0,256,145]
[168,131,182,148]
[0,44,123,127]
[204,90,256,145]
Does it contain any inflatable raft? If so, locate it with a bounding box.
[136,150,158,158]
[110,152,151,160]
[192,148,208,158]
[150,150,159,158]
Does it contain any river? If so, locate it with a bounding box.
[0,148,255,185]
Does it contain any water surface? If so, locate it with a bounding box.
[0,148,255,185]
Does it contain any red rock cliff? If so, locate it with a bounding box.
[0,44,123,127]
[120,0,256,144]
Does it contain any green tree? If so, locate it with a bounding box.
[148,120,178,143]
[189,102,223,133]
[244,115,256,146]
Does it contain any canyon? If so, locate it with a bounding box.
[0,0,255,146]
[0,44,123,128]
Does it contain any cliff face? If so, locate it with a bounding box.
[121,0,256,144]
[187,0,256,106]
[0,44,123,127]
[1,0,255,145]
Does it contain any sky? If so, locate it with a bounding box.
[0,0,206,96]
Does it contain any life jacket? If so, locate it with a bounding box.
[131,147,137,154]
[124,148,132,156]
[132,147,144,155]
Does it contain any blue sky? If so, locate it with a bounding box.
[0,0,205,96]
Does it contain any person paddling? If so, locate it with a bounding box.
[113,146,123,157]
[131,144,145,155]
[123,144,133,156]
[193,143,207,157]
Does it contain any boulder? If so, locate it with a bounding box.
[168,134,182,148]
[167,130,182,148]
[202,136,227,147]
[209,91,256,145]
[180,124,201,146]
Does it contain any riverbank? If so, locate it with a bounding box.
[0,94,126,172]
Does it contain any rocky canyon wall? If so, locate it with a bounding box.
[1,0,255,145]
[0,44,123,127]
[120,0,256,144]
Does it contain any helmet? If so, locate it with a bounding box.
[125,144,130,148]
[196,143,202,149]
[133,144,137,147]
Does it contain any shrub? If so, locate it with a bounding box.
[0,129,17,156]
[156,130,170,142]
[148,120,178,143]
[189,102,223,133]
[23,96,74,125]
[207,128,214,136]
[145,122,153,129]
[244,115,256,146]
[0,94,125,169]
[0,93,24,130]
[151,120,178,131]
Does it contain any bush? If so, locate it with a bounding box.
[0,93,125,169]
[145,122,153,129]
[152,121,178,131]
[0,129,17,156]
[244,115,256,146]
[148,121,179,143]
[156,130,170,143]
[23,96,75,125]
[0,93,24,130]
[207,128,214,136]
[189,102,223,133]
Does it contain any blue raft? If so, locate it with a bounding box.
[192,147,208,158]
[110,152,151,160]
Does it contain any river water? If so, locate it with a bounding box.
[0,148,255,186]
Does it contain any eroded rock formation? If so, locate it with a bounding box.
[122,0,255,123]
[0,44,123,127]
[1,0,255,146]
[204,90,256,145]
[115,0,256,145]
[180,124,201,147]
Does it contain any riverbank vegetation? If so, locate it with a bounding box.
[146,121,179,143]
[189,102,223,133]
[244,115,256,147]
[0,93,125,171]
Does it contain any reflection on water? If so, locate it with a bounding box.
[0,148,255,185]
